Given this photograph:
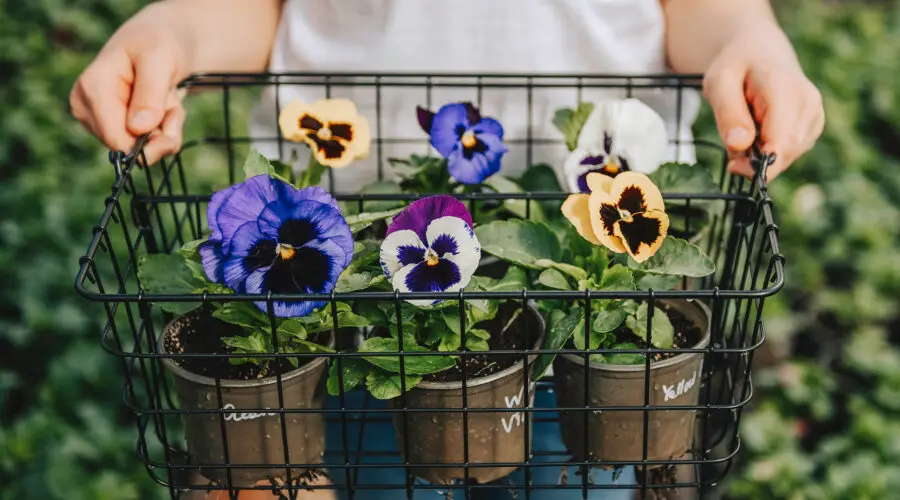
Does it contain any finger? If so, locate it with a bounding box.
[703,65,757,153]
[727,156,755,179]
[142,106,186,165]
[127,49,179,136]
[77,74,137,153]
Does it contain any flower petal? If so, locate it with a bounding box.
[386,195,473,242]
[199,241,226,283]
[224,221,276,291]
[447,133,505,185]
[613,210,669,263]
[610,172,666,214]
[561,194,601,246]
[391,261,461,307]
[277,99,313,142]
[425,216,480,288]
[576,98,669,175]
[587,190,628,254]
[380,229,426,280]
[208,175,278,248]
[258,199,354,267]
[564,148,606,193]
[429,103,469,157]
[472,117,504,139]
[585,172,614,195]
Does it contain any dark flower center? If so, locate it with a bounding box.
[405,259,461,292]
[616,214,663,254]
[265,246,333,294]
[279,218,319,248]
[244,240,278,273]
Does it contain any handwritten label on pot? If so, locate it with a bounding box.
[501,381,536,433]
[221,403,278,422]
[662,371,697,402]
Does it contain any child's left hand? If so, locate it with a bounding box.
[701,20,824,182]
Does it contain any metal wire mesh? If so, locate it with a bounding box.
[76,73,782,500]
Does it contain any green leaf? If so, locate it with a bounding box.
[475,219,562,269]
[532,307,585,380]
[470,266,528,292]
[592,308,627,334]
[213,302,268,329]
[483,174,546,221]
[605,343,646,365]
[553,102,595,151]
[535,258,588,281]
[389,154,445,181]
[628,237,715,277]
[296,155,327,188]
[634,273,682,290]
[137,254,203,315]
[465,337,490,351]
[277,319,307,340]
[335,270,386,293]
[648,162,719,193]
[179,238,205,261]
[598,265,636,291]
[517,163,563,193]
[269,159,294,181]
[468,328,492,340]
[625,303,675,349]
[365,370,423,400]
[242,149,273,180]
[359,338,457,375]
[222,332,268,353]
[282,337,335,355]
[326,358,369,396]
[538,268,571,290]
[346,207,405,234]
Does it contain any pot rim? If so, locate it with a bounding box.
[156,313,335,389]
[559,298,711,372]
[414,302,547,391]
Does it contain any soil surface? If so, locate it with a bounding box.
[424,304,538,383]
[163,308,323,381]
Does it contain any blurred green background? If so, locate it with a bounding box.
[1,1,899,498]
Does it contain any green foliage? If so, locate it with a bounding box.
[552,102,595,151]
[716,1,900,498]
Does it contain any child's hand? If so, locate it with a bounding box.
[69,4,188,164]
[701,21,824,182]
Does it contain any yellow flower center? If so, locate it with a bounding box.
[277,243,296,260]
[461,131,477,149]
[316,126,333,141]
[425,249,440,267]
[604,159,620,174]
[618,208,633,222]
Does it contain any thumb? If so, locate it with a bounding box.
[126,49,178,135]
[703,66,757,152]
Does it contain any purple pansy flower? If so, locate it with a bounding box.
[200,175,354,317]
[379,195,481,306]
[417,102,508,185]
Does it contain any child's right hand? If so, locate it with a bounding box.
[69,3,189,163]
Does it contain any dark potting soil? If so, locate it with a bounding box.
[423,304,538,384]
[163,308,323,381]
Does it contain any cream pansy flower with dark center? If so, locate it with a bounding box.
[562,171,669,263]
[279,98,371,168]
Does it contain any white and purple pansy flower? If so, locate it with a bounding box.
[379,195,481,306]
[417,102,508,185]
[200,175,354,317]
[564,98,669,193]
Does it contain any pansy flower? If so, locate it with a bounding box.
[278,98,371,168]
[200,175,354,317]
[379,195,481,306]
[564,98,669,193]
[417,102,508,185]
[562,171,669,263]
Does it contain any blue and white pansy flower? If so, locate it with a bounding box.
[564,98,670,193]
[200,175,354,317]
[379,195,481,306]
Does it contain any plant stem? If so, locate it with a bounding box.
[296,151,327,188]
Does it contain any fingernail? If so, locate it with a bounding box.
[129,110,156,131]
[726,128,752,147]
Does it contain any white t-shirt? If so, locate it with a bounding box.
[249,0,701,192]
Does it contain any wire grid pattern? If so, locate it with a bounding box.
[75,73,783,500]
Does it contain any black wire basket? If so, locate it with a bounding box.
[76,73,782,500]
